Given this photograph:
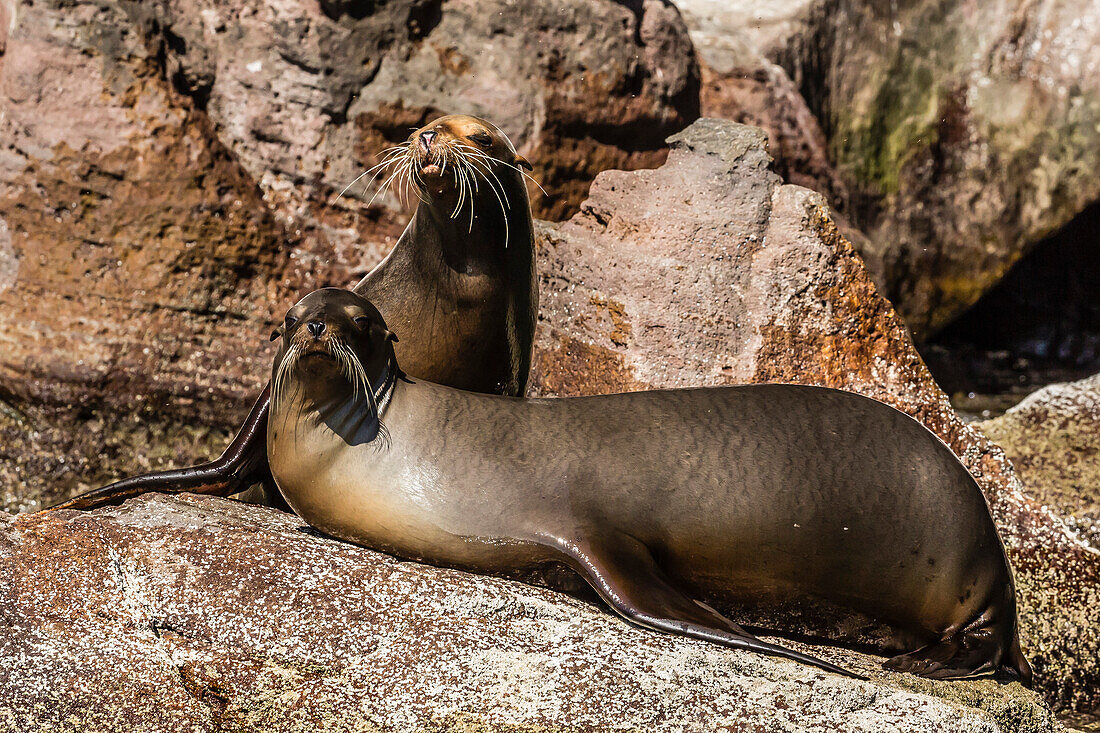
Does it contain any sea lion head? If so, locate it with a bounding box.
[352,114,534,230]
[270,288,398,412]
[407,114,532,197]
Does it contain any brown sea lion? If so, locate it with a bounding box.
[264,288,1032,683]
[53,114,537,512]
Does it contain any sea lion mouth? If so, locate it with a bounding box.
[300,343,337,361]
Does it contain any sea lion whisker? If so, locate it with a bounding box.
[452,162,471,219]
[272,342,303,412]
[334,339,378,422]
[460,149,511,208]
[399,159,416,208]
[463,155,510,247]
[334,341,368,406]
[477,151,550,197]
[365,161,408,210]
[456,158,480,232]
[453,145,514,211]
[334,145,410,202]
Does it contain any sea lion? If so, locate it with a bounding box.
[53,114,538,511]
[264,288,1033,683]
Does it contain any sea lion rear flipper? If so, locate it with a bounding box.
[48,386,273,511]
[554,532,864,680]
[883,615,1031,684]
[884,634,998,680]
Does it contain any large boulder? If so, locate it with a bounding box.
[0,0,698,510]
[0,493,1058,732]
[979,374,1100,547]
[677,0,848,211]
[0,0,288,511]
[777,0,1100,337]
[676,0,1100,339]
[530,118,1100,714]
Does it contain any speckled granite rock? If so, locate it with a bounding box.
[979,374,1100,548]
[529,118,1100,714]
[0,494,1058,732]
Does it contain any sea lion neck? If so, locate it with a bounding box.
[284,355,400,447]
[412,195,506,269]
[407,166,531,275]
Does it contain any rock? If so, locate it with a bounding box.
[0,493,1058,732]
[979,374,1100,547]
[775,0,1100,337]
[0,0,291,511]
[677,0,1100,340]
[530,118,1100,714]
[678,0,847,209]
[0,0,698,510]
[130,0,700,223]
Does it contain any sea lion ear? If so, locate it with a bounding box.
[270,328,282,342]
[514,154,533,171]
[385,330,399,344]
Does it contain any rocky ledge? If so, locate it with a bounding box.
[0,494,1057,733]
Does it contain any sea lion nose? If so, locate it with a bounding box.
[306,320,325,339]
[420,130,436,152]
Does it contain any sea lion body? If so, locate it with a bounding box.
[357,114,535,396]
[266,289,1031,682]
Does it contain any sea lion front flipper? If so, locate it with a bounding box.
[48,386,273,512]
[553,532,864,679]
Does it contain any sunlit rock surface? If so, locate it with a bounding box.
[0,494,1057,733]
[980,374,1100,548]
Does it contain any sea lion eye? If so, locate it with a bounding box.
[470,131,492,147]
[285,315,299,329]
[353,315,371,329]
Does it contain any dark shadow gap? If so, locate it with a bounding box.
[919,201,1100,418]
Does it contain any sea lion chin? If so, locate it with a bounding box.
[266,288,1033,687]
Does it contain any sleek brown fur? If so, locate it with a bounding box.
[53,115,537,511]
[267,289,1033,685]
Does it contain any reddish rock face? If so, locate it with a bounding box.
[0,493,1058,732]
[530,118,1100,713]
[137,0,699,223]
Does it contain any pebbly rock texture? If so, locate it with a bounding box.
[979,374,1100,549]
[529,118,1100,714]
[0,0,698,510]
[0,493,1059,733]
[775,0,1100,337]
